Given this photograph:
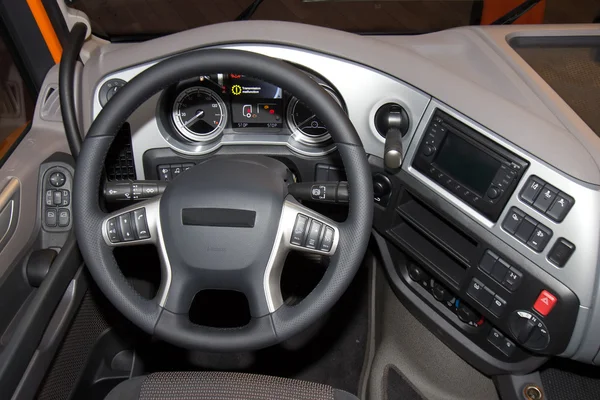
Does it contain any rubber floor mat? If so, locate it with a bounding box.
[385,366,423,400]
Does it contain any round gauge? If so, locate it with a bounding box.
[287,86,343,145]
[172,86,227,142]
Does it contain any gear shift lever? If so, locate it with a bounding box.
[375,104,409,170]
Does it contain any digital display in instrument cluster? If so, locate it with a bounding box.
[228,74,283,129]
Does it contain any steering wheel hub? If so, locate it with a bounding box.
[159,156,289,316]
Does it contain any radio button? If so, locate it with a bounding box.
[533,185,558,213]
[520,176,545,204]
[502,207,525,235]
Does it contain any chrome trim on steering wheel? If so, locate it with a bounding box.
[101,196,172,307]
[263,197,340,312]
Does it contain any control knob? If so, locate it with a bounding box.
[422,145,436,156]
[509,310,550,351]
[456,300,483,327]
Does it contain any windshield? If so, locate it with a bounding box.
[72,0,598,40]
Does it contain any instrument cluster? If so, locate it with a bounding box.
[156,72,345,156]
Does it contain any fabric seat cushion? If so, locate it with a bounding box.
[105,371,358,400]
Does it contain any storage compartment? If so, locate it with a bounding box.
[388,192,479,288]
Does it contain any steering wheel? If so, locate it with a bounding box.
[73,49,373,351]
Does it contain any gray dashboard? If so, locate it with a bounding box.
[78,21,600,365]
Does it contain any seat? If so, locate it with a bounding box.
[105,371,359,400]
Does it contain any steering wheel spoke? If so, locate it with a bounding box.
[263,196,340,312]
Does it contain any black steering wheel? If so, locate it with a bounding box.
[73,49,373,351]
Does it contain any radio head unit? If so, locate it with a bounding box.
[412,110,529,222]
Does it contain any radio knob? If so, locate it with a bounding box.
[422,145,435,156]
[487,186,501,199]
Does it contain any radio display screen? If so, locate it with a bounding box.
[228,75,283,129]
[434,132,501,196]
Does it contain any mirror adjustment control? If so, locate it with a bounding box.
[49,172,66,187]
[290,214,309,246]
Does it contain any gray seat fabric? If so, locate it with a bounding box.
[105,371,359,400]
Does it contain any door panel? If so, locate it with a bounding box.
[0,177,19,252]
[0,54,83,400]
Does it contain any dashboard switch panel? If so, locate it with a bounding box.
[42,167,73,231]
[519,175,574,222]
[503,207,553,253]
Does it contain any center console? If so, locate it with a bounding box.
[371,100,588,374]
[412,110,529,222]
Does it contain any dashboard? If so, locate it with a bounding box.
[69,21,600,374]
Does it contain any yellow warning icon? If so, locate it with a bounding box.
[231,85,242,95]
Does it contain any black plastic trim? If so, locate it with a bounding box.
[0,233,82,397]
[59,22,87,159]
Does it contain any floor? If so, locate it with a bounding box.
[72,0,600,39]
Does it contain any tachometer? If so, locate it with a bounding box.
[172,87,227,141]
[287,86,343,144]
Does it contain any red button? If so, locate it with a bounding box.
[533,290,557,316]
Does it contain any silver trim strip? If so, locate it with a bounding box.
[263,197,340,312]
[91,44,430,179]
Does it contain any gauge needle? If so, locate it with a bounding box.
[297,114,316,128]
[183,110,205,127]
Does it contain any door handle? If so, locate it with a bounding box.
[0,178,20,253]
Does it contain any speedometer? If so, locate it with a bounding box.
[172,87,227,142]
[287,85,343,145]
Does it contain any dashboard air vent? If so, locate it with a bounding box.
[105,123,136,181]
[40,85,62,122]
